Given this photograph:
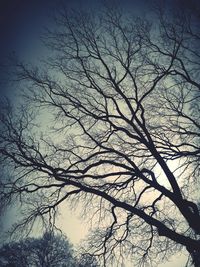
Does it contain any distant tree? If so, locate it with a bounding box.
[0,238,31,267]
[30,232,75,267]
[0,232,74,267]
[0,1,200,266]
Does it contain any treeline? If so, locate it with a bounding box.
[0,232,98,267]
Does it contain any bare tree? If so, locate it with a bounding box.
[0,2,200,266]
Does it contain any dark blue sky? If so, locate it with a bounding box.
[0,0,199,65]
[0,0,199,97]
[0,0,59,96]
[0,0,147,97]
[0,0,146,56]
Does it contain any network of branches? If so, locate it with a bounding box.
[0,1,200,266]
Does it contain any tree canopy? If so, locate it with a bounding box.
[0,231,98,267]
[0,232,74,267]
[0,1,200,266]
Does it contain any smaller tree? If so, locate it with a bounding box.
[0,231,99,267]
[30,232,75,267]
[0,238,32,267]
[0,232,74,267]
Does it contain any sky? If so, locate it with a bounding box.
[0,0,198,266]
[0,0,147,98]
[0,0,199,94]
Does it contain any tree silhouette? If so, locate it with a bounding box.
[0,239,31,267]
[30,232,75,267]
[0,232,74,267]
[0,231,98,267]
[0,2,200,266]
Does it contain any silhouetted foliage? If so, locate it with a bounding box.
[0,1,200,266]
[0,232,99,267]
[0,232,74,267]
[0,238,31,267]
